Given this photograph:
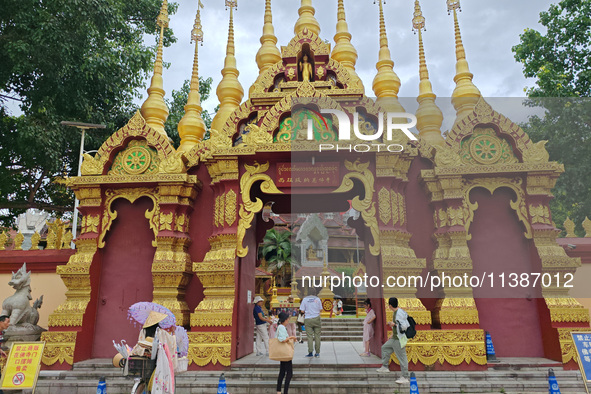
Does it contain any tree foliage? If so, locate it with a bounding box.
[512,0,591,236]
[261,229,293,286]
[0,0,179,226]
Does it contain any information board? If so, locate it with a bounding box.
[0,341,45,392]
[570,331,591,394]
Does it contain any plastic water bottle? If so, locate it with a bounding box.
[96,376,106,394]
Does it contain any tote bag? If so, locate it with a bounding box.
[269,338,294,361]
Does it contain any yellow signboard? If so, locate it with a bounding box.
[1,341,45,392]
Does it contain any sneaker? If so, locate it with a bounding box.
[395,377,409,384]
[376,366,390,373]
[299,340,304,344]
[305,353,314,357]
[314,353,320,358]
[256,352,263,356]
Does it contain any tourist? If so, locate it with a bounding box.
[296,310,305,343]
[275,312,297,394]
[360,299,376,357]
[337,298,343,316]
[299,289,322,357]
[253,296,272,356]
[0,315,9,356]
[376,297,410,384]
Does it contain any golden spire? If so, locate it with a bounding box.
[413,0,444,145]
[210,0,244,135]
[178,1,206,152]
[140,0,170,136]
[294,0,321,37]
[447,0,481,121]
[331,0,363,89]
[372,0,404,112]
[256,0,281,75]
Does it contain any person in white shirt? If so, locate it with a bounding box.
[299,289,323,357]
[275,312,297,394]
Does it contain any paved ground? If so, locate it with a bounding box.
[237,341,382,367]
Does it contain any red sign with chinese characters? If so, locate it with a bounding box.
[276,162,340,187]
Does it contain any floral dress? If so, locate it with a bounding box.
[362,308,376,342]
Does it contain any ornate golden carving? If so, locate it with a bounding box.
[98,188,159,248]
[398,193,406,226]
[175,214,186,232]
[13,232,24,250]
[237,162,282,257]
[159,151,187,174]
[81,214,100,234]
[433,144,462,167]
[463,177,532,239]
[41,331,76,366]
[30,232,41,250]
[545,298,590,323]
[436,298,480,325]
[460,127,518,166]
[242,124,273,146]
[159,212,173,231]
[61,231,73,249]
[560,328,577,364]
[391,190,399,225]
[188,332,232,367]
[389,330,486,366]
[333,160,380,256]
[583,217,591,238]
[378,187,391,225]
[529,204,551,224]
[46,218,68,250]
[214,195,222,227]
[522,140,550,164]
[564,217,576,237]
[225,190,237,226]
[109,139,159,175]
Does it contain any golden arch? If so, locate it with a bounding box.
[98,187,160,248]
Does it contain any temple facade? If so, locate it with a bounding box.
[4,0,587,372]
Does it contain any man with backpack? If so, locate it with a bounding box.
[376,297,410,384]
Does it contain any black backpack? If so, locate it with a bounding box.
[401,315,417,339]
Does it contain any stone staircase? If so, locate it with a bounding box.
[35,358,587,393]
[307,317,364,341]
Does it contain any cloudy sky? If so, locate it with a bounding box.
[149,0,553,118]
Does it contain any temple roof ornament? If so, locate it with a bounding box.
[372,0,405,113]
[140,0,170,136]
[413,0,444,146]
[210,0,244,138]
[294,0,320,37]
[178,0,207,152]
[331,0,363,90]
[447,0,481,124]
[255,0,281,77]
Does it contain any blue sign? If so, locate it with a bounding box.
[548,368,561,394]
[485,332,496,356]
[570,332,591,383]
[409,372,420,394]
[217,373,228,394]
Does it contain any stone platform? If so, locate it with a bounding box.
[35,342,587,393]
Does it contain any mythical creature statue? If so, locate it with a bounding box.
[1,263,43,326]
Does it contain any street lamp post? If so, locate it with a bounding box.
[60,121,106,248]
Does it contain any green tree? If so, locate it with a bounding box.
[512,0,591,235]
[0,0,179,226]
[261,229,293,287]
[165,77,214,148]
[512,0,590,97]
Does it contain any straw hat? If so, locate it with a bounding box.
[253,296,265,304]
[143,311,168,328]
[112,353,124,368]
[138,337,154,349]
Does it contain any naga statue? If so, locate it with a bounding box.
[1,263,46,342]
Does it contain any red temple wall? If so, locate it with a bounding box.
[468,187,545,357]
[91,197,156,358]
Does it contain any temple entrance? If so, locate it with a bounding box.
[91,197,155,358]
[468,188,546,358]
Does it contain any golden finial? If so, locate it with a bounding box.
[564,217,576,237]
[447,0,481,122]
[210,0,244,136]
[30,232,41,250]
[331,0,363,89]
[178,1,206,152]
[140,0,170,136]
[14,232,24,250]
[294,0,321,36]
[372,0,405,112]
[413,0,444,145]
[0,232,6,251]
[255,0,281,75]
[583,217,591,237]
